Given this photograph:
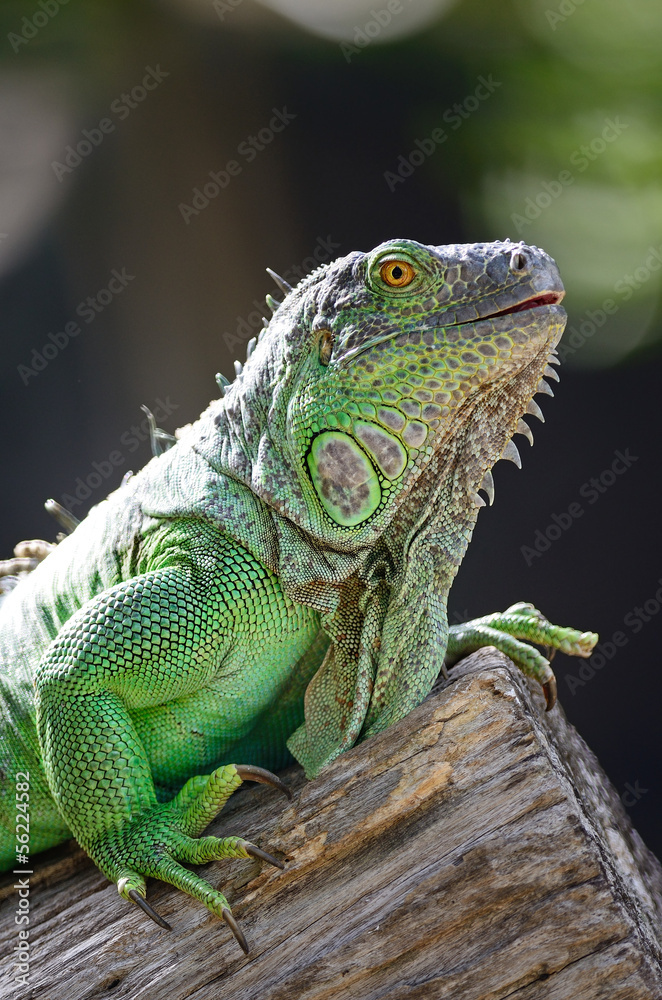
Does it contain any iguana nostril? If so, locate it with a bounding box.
[510,249,529,273]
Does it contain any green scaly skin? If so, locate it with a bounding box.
[0,239,598,951]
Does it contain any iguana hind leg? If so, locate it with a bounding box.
[445,602,598,709]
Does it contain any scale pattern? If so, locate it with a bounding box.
[0,238,598,945]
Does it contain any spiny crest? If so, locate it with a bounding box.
[474,346,560,508]
[265,267,292,296]
[217,267,290,397]
[218,259,334,398]
[266,258,336,304]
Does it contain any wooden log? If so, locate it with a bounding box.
[1,648,661,999]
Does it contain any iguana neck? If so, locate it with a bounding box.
[176,398,371,613]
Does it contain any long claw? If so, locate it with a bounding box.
[242,841,285,870]
[235,764,293,801]
[542,676,557,712]
[128,889,172,930]
[221,906,249,954]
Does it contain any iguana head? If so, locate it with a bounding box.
[202,239,567,775]
[217,238,565,551]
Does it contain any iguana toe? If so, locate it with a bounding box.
[446,605,598,709]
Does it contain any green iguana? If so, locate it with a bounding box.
[0,238,597,953]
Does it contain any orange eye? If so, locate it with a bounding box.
[379,259,416,288]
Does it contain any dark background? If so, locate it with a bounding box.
[1,0,660,855]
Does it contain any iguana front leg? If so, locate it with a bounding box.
[111,762,290,949]
[445,602,598,708]
[35,555,288,951]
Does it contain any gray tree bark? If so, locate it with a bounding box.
[1,648,661,999]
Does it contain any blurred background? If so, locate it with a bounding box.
[1,0,661,854]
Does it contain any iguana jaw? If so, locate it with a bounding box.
[335,292,565,366]
[382,290,566,494]
[453,339,563,513]
[464,290,564,322]
[391,296,565,524]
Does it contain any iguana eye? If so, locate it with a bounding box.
[319,329,334,366]
[380,260,416,288]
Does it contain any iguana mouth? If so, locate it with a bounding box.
[337,294,565,365]
[478,291,564,321]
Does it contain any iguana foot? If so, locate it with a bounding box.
[96,764,289,953]
[446,602,598,710]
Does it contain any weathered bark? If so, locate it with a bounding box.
[2,648,661,999]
